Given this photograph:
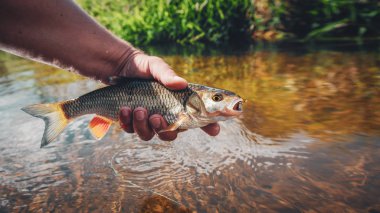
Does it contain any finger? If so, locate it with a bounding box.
[149,114,178,141]
[133,107,155,141]
[201,123,220,136]
[148,56,188,90]
[119,107,134,133]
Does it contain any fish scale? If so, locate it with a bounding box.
[61,80,195,124]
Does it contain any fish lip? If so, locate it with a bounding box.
[219,98,243,117]
[229,98,243,112]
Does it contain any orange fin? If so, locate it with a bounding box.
[88,115,112,140]
[158,113,188,133]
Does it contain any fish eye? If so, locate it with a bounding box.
[212,93,223,102]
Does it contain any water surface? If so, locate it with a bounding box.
[1,43,380,212]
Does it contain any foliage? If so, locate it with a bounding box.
[280,0,380,40]
[78,0,251,45]
[78,0,380,44]
[250,0,287,40]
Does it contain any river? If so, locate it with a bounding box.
[0,42,379,212]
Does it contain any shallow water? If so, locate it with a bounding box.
[1,43,380,212]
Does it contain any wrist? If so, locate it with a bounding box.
[112,45,143,79]
[83,39,140,84]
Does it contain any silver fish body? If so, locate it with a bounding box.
[22,79,243,147]
[62,80,195,125]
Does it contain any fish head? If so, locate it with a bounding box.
[191,85,243,122]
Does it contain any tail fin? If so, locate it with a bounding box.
[21,103,69,147]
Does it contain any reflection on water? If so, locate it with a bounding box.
[1,44,380,212]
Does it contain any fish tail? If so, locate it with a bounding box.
[21,102,69,147]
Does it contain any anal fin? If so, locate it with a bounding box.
[89,115,112,140]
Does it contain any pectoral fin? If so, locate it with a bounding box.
[89,115,112,140]
[158,113,189,133]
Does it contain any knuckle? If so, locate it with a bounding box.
[149,56,170,70]
[149,114,162,120]
[149,56,164,63]
[149,115,163,130]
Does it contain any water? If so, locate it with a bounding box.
[1,43,380,212]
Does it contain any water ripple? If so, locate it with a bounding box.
[109,119,314,199]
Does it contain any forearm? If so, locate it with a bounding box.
[0,0,135,82]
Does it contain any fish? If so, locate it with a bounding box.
[22,78,243,147]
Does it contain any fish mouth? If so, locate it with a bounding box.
[233,100,243,111]
[206,98,244,117]
[230,98,243,112]
[221,98,243,116]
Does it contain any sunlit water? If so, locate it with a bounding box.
[1,43,380,212]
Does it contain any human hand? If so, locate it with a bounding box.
[117,51,220,141]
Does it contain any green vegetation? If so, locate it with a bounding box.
[280,0,380,41]
[78,0,380,44]
[79,0,251,44]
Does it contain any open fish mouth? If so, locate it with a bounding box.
[230,98,243,112]
[233,101,243,111]
[225,98,243,116]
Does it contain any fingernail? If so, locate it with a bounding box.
[135,110,146,121]
[121,108,131,123]
[151,118,161,129]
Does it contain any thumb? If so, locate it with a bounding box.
[148,56,188,90]
[160,74,188,90]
